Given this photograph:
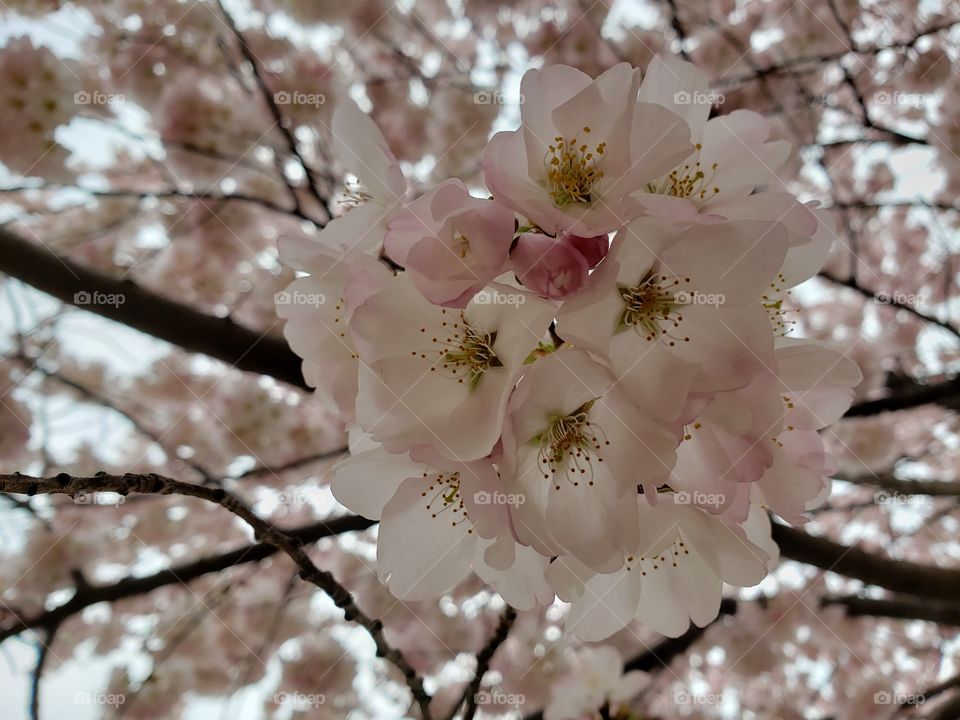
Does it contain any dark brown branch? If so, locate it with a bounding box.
[925,692,960,720]
[712,19,960,89]
[216,1,333,221]
[818,270,960,340]
[844,376,960,417]
[0,183,314,223]
[821,594,960,626]
[29,624,57,720]
[452,606,518,720]
[524,599,738,720]
[772,523,960,602]
[0,228,308,389]
[0,513,374,644]
[0,472,432,718]
[837,473,960,497]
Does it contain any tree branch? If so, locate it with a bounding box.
[772,523,960,602]
[0,471,432,718]
[818,270,960,340]
[451,606,518,720]
[820,594,960,626]
[0,228,308,389]
[0,513,374,644]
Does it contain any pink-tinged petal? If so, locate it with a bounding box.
[637,53,712,139]
[473,539,553,611]
[698,111,792,201]
[377,476,476,600]
[512,232,590,299]
[329,447,420,520]
[566,232,610,267]
[566,567,643,642]
[332,99,405,204]
[779,207,836,288]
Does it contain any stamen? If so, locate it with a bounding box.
[616,272,692,346]
[544,127,606,208]
[418,310,504,389]
[420,471,471,530]
[529,399,611,489]
[762,272,795,337]
[645,144,720,201]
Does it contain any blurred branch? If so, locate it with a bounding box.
[523,599,739,720]
[0,228,309,389]
[0,472,432,719]
[0,182,317,224]
[451,605,518,720]
[29,623,57,720]
[818,270,960,340]
[0,513,374,643]
[836,473,960,497]
[845,376,960,416]
[712,18,960,89]
[820,594,960,626]
[772,523,960,602]
[216,0,334,221]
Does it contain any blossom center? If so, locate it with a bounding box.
[453,231,470,259]
[645,144,719,201]
[545,126,606,208]
[529,399,609,489]
[420,471,471,530]
[421,311,504,389]
[616,272,691,346]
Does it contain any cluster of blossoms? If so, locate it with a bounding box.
[278,55,861,641]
